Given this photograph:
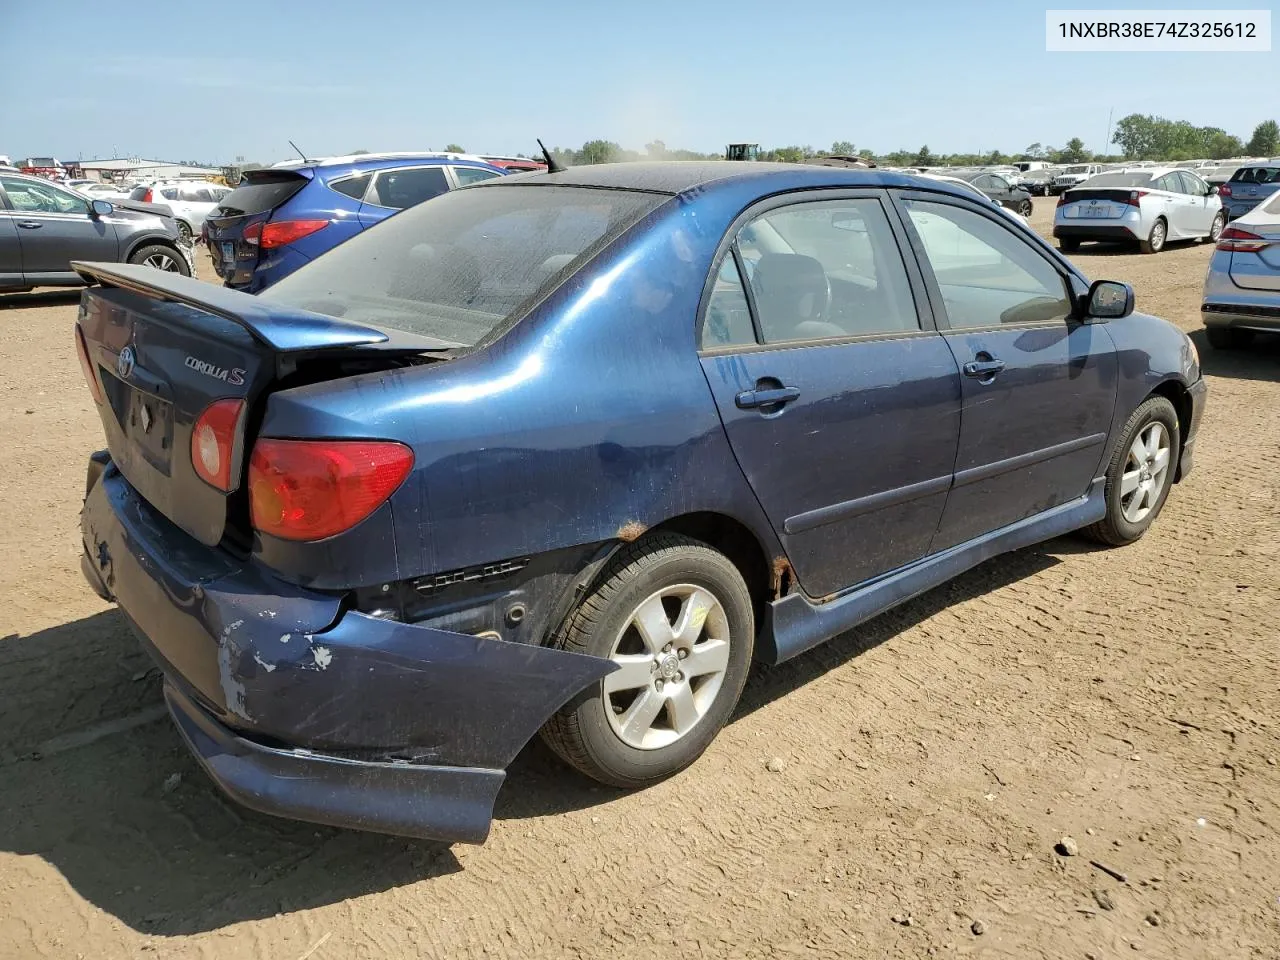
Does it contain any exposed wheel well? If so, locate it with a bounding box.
[124,235,181,261]
[1149,379,1192,481]
[648,512,779,621]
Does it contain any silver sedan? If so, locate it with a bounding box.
[1054,168,1225,254]
[1201,192,1280,349]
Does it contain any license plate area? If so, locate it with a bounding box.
[101,370,175,475]
[221,241,235,263]
[1082,206,1111,218]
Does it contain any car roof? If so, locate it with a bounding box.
[269,151,493,170]
[485,161,973,199]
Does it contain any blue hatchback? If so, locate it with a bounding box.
[204,152,506,292]
[75,163,1206,844]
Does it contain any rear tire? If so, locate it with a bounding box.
[128,244,191,277]
[1206,326,1254,350]
[1018,199,1033,217]
[1139,218,1167,254]
[1058,238,1080,253]
[540,534,754,789]
[1083,396,1180,547]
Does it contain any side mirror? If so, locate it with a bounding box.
[1085,279,1134,321]
[90,199,113,218]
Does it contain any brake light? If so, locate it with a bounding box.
[259,220,328,249]
[75,326,104,404]
[1216,227,1272,252]
[1218,183,1232,198]
[191,399,246,491]
[141,188,153,203]
[249,439,413,541]
[1126,190,1148,207]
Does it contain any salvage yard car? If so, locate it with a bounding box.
[1201,191,1280,349]
[1,171,191,292]
[204,151,505,292]
[1054,168,1226,254]
[74,162,1205,843]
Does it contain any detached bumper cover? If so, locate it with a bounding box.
[81,461,614,842]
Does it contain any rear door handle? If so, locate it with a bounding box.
[16,220,42,229]
[735,385,800,409]
[962,358,1006,379]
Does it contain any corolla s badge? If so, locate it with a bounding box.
[185,355,246,386]
[117,346,136,380]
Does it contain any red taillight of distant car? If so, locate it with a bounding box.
[1216,227,1273,253]
[1218,184,1232,198]
[74,325,104,405]
[248,439,414,541]
[191,399,246,491]
[141,188,154,203]
[1125,190,1148,207]
[240,219,328,249]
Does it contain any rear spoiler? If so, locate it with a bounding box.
[71,261,389,353]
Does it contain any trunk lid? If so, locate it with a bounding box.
[1060,189,1134,220]
[73,262,399,548]
[1227,223,1280,291]
[205,169,310,287]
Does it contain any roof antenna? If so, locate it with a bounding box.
[537,139,564,173]
[288,140,309,163]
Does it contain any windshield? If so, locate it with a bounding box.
[1064,165,1090,175]
[261,184,665,347]
[1082,172,1154,188]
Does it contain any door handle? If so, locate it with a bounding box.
[16,220,42,229]
[962,358,1006,379]
[735,385,800,409]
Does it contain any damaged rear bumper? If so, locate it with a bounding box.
[81,457,614,843]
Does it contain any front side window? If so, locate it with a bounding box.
[735,198,919,343]
[0,176,89,215]
[1178,172,1207,196]
[369,166,450,209]
[904,199,1071,329]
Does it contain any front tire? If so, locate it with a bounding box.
[1206,325,1254,350]
[129,243,191,277]
[540,534,754,788]
[1018,199,1033,217]
[1083,396,1180,546]
[1206,211,1226,244]
[1139,218,1167,254]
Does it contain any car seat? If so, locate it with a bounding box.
[749,253,845,341]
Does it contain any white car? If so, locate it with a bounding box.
[1051,163,1104,194]
[127,180,233,241]
[1053,168,1226,254]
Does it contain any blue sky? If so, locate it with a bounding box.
[2,0,1275,165]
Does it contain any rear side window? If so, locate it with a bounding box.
[736,198,919,343]
[129,186,150,201]
[453,166,503,186]
[702,256,756,348]
[215,172,308,215]
[369,166,449,209]
[261,185,664,347]
[328,172,371,200]
[904,199,1071,329]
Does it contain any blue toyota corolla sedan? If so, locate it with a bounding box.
[74,162,1206,844]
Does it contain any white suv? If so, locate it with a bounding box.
[129,180,232,241]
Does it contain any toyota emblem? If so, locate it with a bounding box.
[117,346,136,380]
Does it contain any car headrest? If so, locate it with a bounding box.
[751,253,830,326]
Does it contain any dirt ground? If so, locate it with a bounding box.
[1,203,1278,960]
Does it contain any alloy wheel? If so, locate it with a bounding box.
[604,584,731,750]
[1120,421,1171,524]
[143,252,180,272]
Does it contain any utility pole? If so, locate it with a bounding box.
[1103,107,1114,158]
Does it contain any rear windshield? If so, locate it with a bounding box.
[1081,173,1153,188]
[1229,166,1280,183]
[214,172,307,216]
[261,184,664,348]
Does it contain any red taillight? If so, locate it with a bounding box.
[248,439,413,541]
[1216,227,1272,252]
[1218,183,1232,198]
[1125,190,1148,207]
[259,219,328,249]
[191,399,246,491]
[75,325,104,404]
[141,188,153,203]
[242,221,262,245]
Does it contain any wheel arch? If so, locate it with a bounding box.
[123,232,182,262]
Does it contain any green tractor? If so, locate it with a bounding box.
[725,144,760,162]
